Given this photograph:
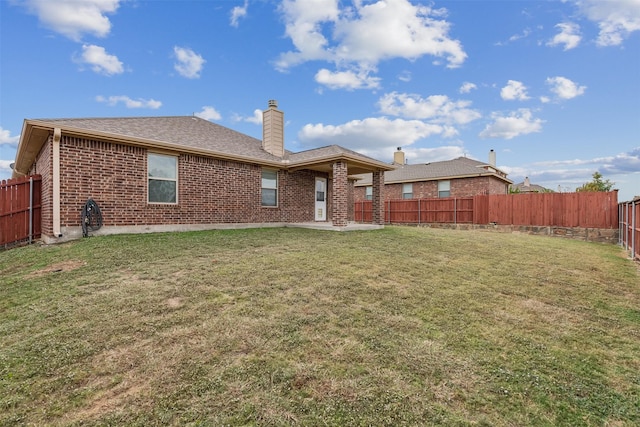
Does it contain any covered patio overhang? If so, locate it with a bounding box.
[287,148,395,227]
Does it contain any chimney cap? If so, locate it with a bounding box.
[397,147,402,151]
[268,99,278,108]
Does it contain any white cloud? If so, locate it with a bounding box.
[479,109,544,140]
[233,109,263,125]
[77,44,124,75]
[276,0,466,84]
[574,0,640,46]
[298,116,449,153]
[401,145,466,164]
[547,22,582,50]
[500,80,530,101]
[0,127,20,146]
[398,70,412,82]
[195,106,222,121]
[378,92,481,125]
[459,82,477,94]
[21,0,120,41]
[96,95,162,109]
[230,0,249,27]
[546,76,586,100]
[0,160,14,177]
[314,68,381,90]
[173,46,205,79]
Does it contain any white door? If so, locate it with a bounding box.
[315,177,327,221]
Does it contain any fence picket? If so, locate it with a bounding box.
[355,191,619,229]
[0,175,42,247]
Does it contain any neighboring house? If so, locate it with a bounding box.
[11,100,394,243]
[354,148,512,201]
[510,177,552,193]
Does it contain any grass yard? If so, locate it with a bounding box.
[1,226,639,426]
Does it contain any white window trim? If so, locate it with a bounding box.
[261,169,278,207]
[438,180,451,198]
[402,183,413,199]
[148,153,178,204]
[365,186,373,200]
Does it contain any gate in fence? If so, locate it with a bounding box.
[619,199,639,261]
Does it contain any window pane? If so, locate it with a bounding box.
[439,190,450,198]
[438,180,450,191]
[262,170,277,189]
[262,188,277,206]
[149,179,177,203]
[149,154,177,179]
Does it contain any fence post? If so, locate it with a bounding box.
[418,199,421,225]
[454,198,457,224]
[633,200,637,260]
[29,176,33,244]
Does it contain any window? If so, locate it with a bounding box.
[365,186,373,200]
[438,180,450,198]
[148,153,177,203]
[262,169,278,206]
[402,183,413,199]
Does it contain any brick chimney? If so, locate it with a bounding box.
[489,149,496,167]
[262,100,284,157]
[393,147,405,165]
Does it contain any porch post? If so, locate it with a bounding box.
[332,161,348,227]
[372,170,385,225]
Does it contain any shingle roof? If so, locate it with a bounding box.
[39,116,283,163]
[354,156,512,185]
[288,144,375,163]
[17,116,393,173]
[512,182,551,193]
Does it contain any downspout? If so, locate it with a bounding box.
[52,128,62,237]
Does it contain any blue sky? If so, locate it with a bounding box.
[1,0,638,201]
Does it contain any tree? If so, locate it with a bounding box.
[576,171,614,192]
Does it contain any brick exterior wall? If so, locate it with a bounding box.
[355,176,509,202]
[35,135,333,237]
[332,161,348,226]
[29,136,53,237]
[372,171,385,225]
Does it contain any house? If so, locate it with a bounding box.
[11,100,394,243]
[510,177,552,193]
[354,148,512,201]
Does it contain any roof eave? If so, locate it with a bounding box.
[13,120,287,173]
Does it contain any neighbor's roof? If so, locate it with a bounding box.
[354,156,512,185]
[13,116,394,177]
[511,182,550,193]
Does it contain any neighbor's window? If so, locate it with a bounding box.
[438,180,450,198]
[148,153,177,203]
[402,183,413,199]
[262,169,278,207]
[365,186,373,200]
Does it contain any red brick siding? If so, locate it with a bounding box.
[332,161,348,226]
[29,137,53,237]
[354,176,509,201]
[51,136,322,230]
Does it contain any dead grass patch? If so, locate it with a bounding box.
[25,259,86,277]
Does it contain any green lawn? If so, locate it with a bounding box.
[1,226,639,426]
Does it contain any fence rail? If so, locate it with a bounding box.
[619,199,639,261]
[0,175,42,248]
[355,191,619,229]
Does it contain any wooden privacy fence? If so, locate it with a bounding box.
[354,191,618,229]
[619,199,639,261]
[0,175,42,248]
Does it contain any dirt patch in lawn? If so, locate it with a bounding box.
[26,260,86,278]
